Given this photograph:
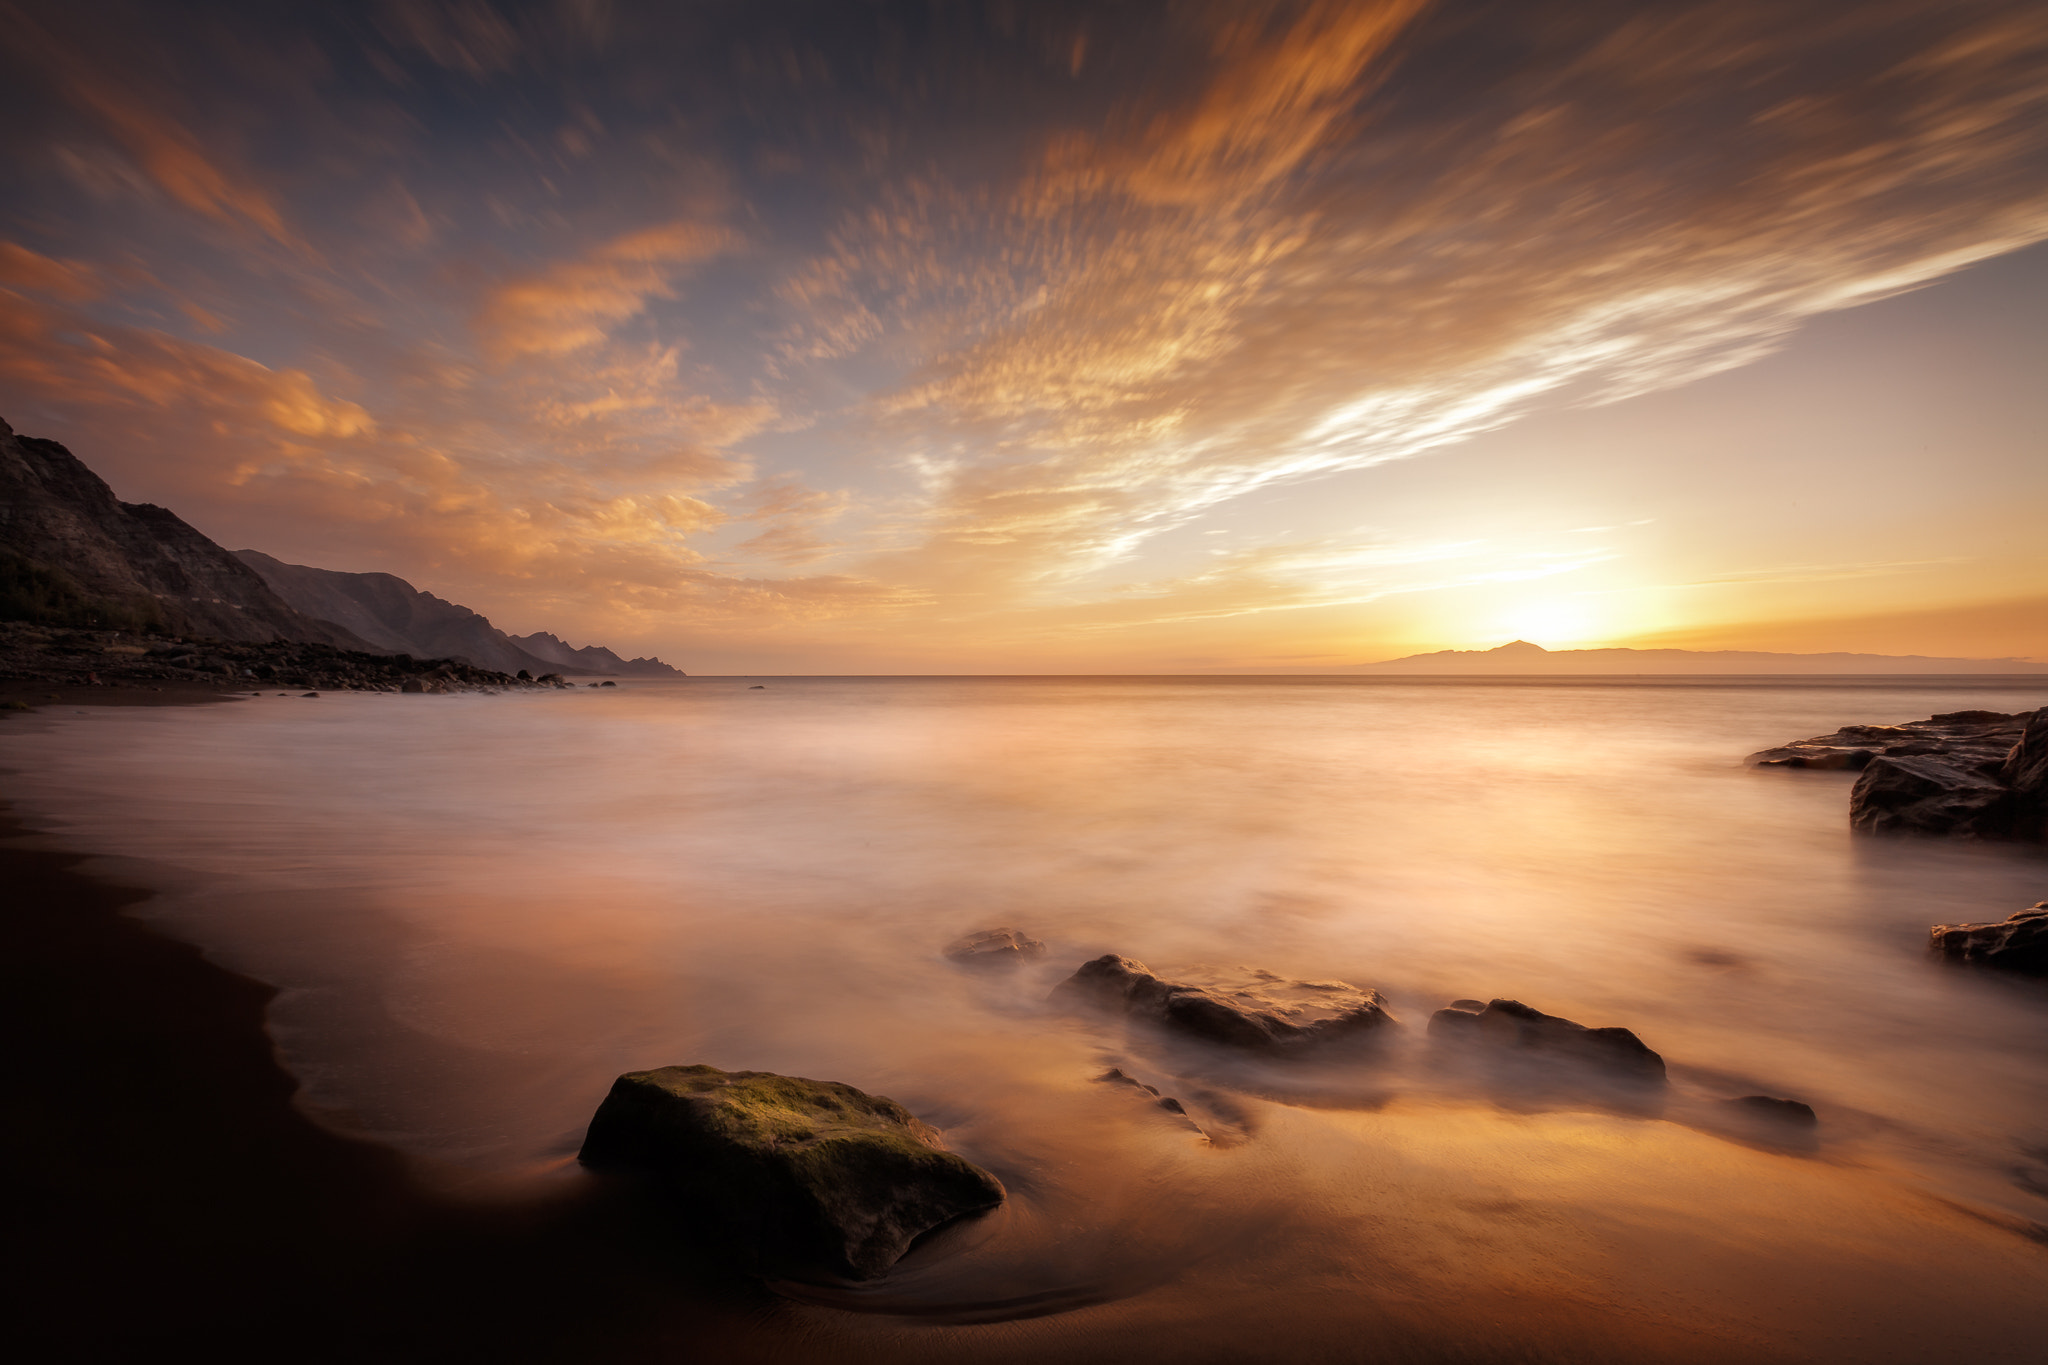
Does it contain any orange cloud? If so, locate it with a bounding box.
[795,0,2048,623]
[0,288,369,439]
[0,242,102,302]
[65,80,307,256]
[0,285,904,643]
[477,222,732,358]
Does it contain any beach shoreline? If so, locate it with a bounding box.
[0,687,789,1362]
[9,683,2048,1365]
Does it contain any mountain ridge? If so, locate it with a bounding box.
[0,414,685,676]
[234,552,684,678]
[0,416,375,648]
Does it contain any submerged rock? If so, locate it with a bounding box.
[1930,903,2048,974]
[1093,1067,1202,1131]
[944,926,1047,969]
[1724,1094,1818,1125]
[1052,954,1397,1053]
[1428,998,1666,1084]
[578,1064,1004,1281]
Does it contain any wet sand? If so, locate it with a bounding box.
[0,687,783,1364]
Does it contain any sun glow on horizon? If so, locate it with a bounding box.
[1491,598,1615,649]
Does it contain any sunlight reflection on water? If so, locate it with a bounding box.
[7,676,2048,1361]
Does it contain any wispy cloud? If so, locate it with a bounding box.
[0,0,2043,665]
[477,221,732,359]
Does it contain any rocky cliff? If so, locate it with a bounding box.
[0,417,372,647]
[233,551,565,676]
[236,553,684,678]
[505,630,684,679]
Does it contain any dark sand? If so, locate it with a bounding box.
[0,698,791,1363]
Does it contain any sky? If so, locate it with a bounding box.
[1,0,2044,672]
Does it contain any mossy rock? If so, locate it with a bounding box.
[578,1064,1004,1280]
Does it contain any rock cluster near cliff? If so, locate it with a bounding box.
[1749,708,2048,841]
[0,620,572,694]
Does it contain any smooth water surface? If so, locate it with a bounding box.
[7,676,2048,1362]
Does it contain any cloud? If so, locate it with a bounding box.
[792,0,2048,613]
[0,288,371,438]
[374,0,523,78]
[477,221,732,358]
[3,0,2046,666]
[0,242,102,302]
[729,478,851,566]
[1024,534,1616,634]
[0,286,904,641]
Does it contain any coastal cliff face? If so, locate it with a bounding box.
[0,417,372,648]
[236,552,685,678]
[505,630,684,679]
[233,550,567,677]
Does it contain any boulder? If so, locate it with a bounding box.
[1052,954,1397,1053]
[578,1064,1003,1281]
[943,926,1047,969]
[1849,755,2015,837]
[1930,903,2048,974]
[1999,711,2048,841]
[1751,708,2048,842]
[1428,998,1665,1084]
[1724,1094,1818,1125]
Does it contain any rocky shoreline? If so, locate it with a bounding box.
[1748,706,2048,841]
[0,619,581,699]
[1750,706,2048,975]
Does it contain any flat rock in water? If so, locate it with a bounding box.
[1052,954,1397,1053]
[1747,710,2031,771]
[944,926,1047,969]
[578,1064,1004,1281]
[1428,998,1666,1084]
[1930,902,2048,974]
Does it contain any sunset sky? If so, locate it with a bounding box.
[2,0,2043,672]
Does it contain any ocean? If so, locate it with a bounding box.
[7,675,2048,1362]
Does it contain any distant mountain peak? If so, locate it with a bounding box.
[1492,639,1549,653]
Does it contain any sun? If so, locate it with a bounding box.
[1496,599,1607,648]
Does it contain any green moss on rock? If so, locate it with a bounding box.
[578,1064,1004,1280]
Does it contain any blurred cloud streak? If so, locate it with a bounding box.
[0,0,2043,665]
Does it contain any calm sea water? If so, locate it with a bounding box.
[8,676,2048,1362]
